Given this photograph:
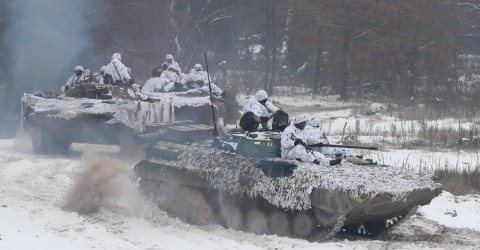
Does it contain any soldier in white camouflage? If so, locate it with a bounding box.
[282,115,341,166]
[240,90,279,131]
[94,66,106,83]
[62,65,86,93]
[184,64,223,96]
[305,117,354,158]
[104,53,131,85]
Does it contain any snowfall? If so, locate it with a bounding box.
[2,95,480,249]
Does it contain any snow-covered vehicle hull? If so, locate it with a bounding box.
[134,126,443,239]
[21,83,216,154]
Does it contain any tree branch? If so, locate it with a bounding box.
[354,21,390,39]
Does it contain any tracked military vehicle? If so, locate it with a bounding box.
[134,122,443,240]
[21,82,216,154]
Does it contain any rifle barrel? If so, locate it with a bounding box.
[310,143,378,150]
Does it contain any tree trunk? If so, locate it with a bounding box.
[264,0,271,93]
[340,28,349,100]
[268,0,276,95]
[313,47,322,95]
[167,0,180,56]
[406,20,420,100]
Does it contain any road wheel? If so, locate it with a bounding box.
[268,210,290,236]
[292,213,316,238]
[220,204,244,230]
[363,220,386,236]
[314,209,336,227]
[245,209,269,235]
[183,187,213,225]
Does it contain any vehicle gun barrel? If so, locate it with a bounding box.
[309,143,378,150]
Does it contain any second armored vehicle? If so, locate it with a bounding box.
[21,83,216,154]
[134,124,443,240]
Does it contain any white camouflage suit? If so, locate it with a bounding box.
[305,118,353,157]
[161,54,182,73]
[243,91,279,117]
[104,53,131,84]
[160,68,186,92]
[141,77,163,93]
[281,116,329,166]
[62,65,86,92]
[142,66,181,94]
[94,66,106,83]
[243,90,278,130]
[185,64,223,96]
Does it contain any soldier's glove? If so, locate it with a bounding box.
[128,79,135,85]
[294,139,304,146]
[260,116,269,123]
[329,158,342,166]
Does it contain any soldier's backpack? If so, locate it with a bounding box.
[272,110,289,132]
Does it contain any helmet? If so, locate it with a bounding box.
[166,54,174,60]
[100,66,106,73]
[83,69,92,77]
[255,90,269,102]
[194,64,202,71]
[293,115,306,125]
[308,117,320,127]
[74,65,84,72]
[112,53,121,61]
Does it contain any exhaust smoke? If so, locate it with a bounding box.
[1,0,102,137]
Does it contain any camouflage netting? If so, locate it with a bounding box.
[22,93,212,132]
[176,149,440,211]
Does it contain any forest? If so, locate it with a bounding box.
[1,0,480,137]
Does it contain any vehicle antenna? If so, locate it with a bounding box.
[204,53,218,136]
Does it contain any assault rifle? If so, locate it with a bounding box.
[260,109,282,124]
[309,143,378,150]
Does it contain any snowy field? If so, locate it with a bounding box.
[2,95,480,249]
[268,94,480,172]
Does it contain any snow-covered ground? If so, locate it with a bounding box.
[1,131,480,249]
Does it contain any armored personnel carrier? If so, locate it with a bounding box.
[134,123,443,240]
[21,83,216,154]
